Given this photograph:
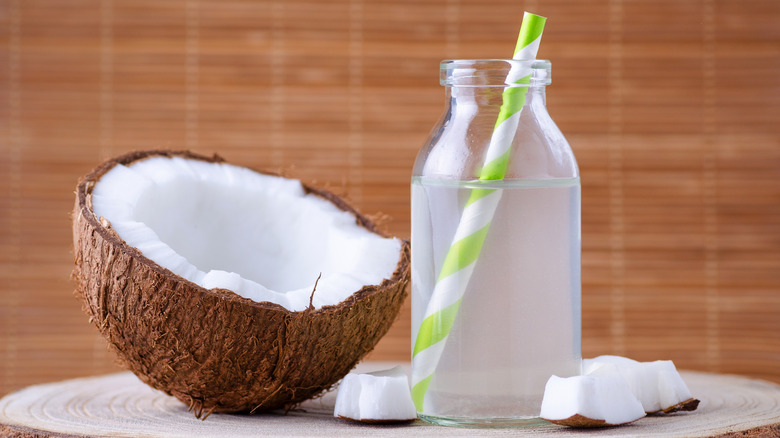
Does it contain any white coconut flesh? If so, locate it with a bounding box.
[334,366,417,422]
[540,371,646,426]
[541,355,699,428]
[583,356,695,413]
[90,156,402,312]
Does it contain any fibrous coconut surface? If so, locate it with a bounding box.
[72,150,410,417]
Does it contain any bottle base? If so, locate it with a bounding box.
[418,413,549,428]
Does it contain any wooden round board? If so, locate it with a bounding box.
[1,365,779,438]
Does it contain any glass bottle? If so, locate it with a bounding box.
[411,59,581,427]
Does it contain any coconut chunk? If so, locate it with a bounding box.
[334,366,417,423]
[540,372,646,427]
[583,356,699,414]
[90,156,402,311]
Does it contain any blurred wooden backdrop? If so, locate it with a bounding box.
[1,0,779,397]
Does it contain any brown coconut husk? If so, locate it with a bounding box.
[648,398,701,415]
[71,150,410,417]
[544,414,641,428]
[544,414,609,428]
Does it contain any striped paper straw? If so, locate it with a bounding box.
[411,12,547,412]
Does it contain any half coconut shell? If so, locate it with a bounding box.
[72,150,410,417]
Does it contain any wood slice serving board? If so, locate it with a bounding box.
[1,364,779,438]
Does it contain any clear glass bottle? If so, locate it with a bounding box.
[411,59,581,427]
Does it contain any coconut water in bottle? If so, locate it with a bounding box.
[411,58,581,427]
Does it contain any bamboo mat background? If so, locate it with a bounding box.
[0,0,778,398]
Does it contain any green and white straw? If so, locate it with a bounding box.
[411,12,547,412]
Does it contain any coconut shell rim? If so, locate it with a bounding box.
[75,149,410,315]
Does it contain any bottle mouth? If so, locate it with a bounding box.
[440,59,551,87]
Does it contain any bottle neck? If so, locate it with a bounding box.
[446,85,547,111]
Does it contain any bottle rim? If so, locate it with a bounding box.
[440,59,551,87]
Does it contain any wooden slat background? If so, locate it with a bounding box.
[1,0,779,398]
